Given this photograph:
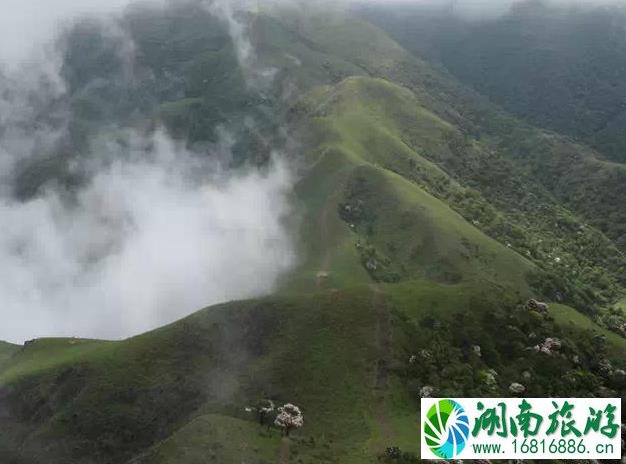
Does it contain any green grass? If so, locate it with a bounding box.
[136,413,281,463]
[292,76,534,295]
[550,303,626,357]
[0,339,110,385]
[280,147,370,293]
[0,341,19,370]
[385,279,476,322]
[0,290,385,463]
[0,286,623,463]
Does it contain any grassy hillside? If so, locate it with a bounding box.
[297,76,625,312]
[249,6,626,312]
[0,342,18,370]
[0,290,391,463]
[292,77,534,293]
[1,287,624,463]
[1,3,625,463]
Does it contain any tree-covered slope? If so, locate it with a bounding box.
[289,77,535,294]
[0,288,624,463]
[362,0,626,164]
[294,75,625,314]
[359,1,626,248]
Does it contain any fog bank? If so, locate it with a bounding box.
[357,0,626,19]
[0,131,295,343]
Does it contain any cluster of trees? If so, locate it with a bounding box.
[396,296,625,401]
[383,294,626,462]
[252,400,304,437]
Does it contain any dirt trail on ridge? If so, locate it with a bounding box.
[371,283,394,442]
[277,437,290,464]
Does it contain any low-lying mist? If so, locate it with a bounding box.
[0,1,297,344]
[358,0,626,20]
[0,132,295,344]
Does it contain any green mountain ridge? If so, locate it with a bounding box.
[361,0,626,164]
[1,3,625,463]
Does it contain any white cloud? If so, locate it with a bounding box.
[0,131,296,343]
[0,0,148,65]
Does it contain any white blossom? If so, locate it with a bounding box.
[533,337,561,355]
[472,345,482,357]
[419,385,435,398]
[418,349,433,360]
[508,382,526,394]
[274,403,303,434]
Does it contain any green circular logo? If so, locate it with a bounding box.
[423,399,469,458]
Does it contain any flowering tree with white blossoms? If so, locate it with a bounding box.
[274,403,303,436]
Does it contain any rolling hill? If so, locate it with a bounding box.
[1,2,625,463]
